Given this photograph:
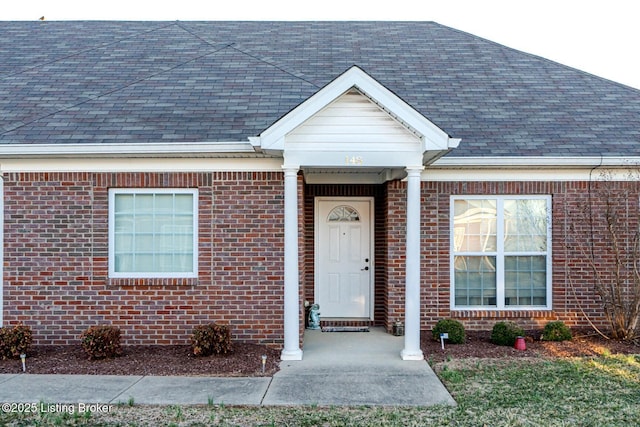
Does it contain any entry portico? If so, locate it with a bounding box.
[253,66,460,360]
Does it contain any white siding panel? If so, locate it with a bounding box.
[287,91,421,149]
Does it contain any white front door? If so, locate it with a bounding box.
[315,198,373,318]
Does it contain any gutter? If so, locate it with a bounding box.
[432,156,640,168]
[0,142,257,158]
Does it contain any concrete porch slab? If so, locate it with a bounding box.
[263,327,456,406]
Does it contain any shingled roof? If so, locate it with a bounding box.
[1,21,639,157]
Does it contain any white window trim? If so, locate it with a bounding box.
[450,195,552,310]
[108,188,198,279]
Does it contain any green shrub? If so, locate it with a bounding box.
[80,325,122,360]
[0,324,33,359]
[191,323,232,356]
[542,321,573,342]
[490,321,524,346]
[432,319,466,344]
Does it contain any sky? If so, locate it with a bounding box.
[2,0,640,90]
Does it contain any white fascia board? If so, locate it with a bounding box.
[0,141,255,158]
[258,66,452,152]
[433,156,640,168]
[0,157,284,173]
[426,156,640,182]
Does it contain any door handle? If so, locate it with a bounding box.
[361,266,369,271]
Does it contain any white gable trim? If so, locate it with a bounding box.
[257,66,460,155]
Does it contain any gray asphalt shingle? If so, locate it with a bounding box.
[1,21,638,157]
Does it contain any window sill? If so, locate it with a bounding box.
[451,308,553,318]
[108,277,199,287]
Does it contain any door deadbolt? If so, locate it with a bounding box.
[361,266,369,271]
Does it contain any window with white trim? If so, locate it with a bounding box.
[109,189,198,278]
[451,196,552,309]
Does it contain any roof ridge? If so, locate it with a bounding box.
[0,22,176,81]
[177,22,322,90]
[1,41,234,137]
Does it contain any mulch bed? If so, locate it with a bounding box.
[0,343,281,376]
[2,329,637,376]
[422,329,639,363]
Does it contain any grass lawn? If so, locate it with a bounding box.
[1,353,638,426]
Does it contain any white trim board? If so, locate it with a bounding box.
[0,158,283,173]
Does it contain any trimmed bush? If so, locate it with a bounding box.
[0,324,33,360]
[80,325,122,360]
[191,323,232,356]
[432,319,466,344]
[490,321,524,346]
[542,321,573,342]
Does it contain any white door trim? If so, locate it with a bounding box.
[314,196,375,319]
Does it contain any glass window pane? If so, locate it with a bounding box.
[452,197,550,309]
[114,215,134,233]
[154,195,174,213]
[134,255,154,272]
[114,194,134,213]
[115,254,133,272]
[504,199,548,252]
[112,191,196,275]
[135,234,154,252]
[454,255,496,306]
[453,199,497,252]
[174,194,194,213]
[136,214,154,233]
[155,214,173,231]
[504,256,546,306]
[328,205,360,222]
[115,234,134,252]
[174,214,194,229]
[135,194,154,213]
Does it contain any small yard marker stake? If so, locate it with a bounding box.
[20,354,26,372]
[440,333,449,350]
[261,355,267,373]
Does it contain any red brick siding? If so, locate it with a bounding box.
[3,172,632,345]
[384,180,631,332]
[3,172,285,346]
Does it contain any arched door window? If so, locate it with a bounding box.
[327,205,360,222]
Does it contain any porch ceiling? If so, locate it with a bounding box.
[301,166,407,184]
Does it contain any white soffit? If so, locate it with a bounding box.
[256,66,459,154]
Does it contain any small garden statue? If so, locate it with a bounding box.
[308,304,321,329]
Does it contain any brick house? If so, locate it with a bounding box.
[1,21,639,360]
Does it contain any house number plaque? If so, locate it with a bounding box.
[345,155,364,165]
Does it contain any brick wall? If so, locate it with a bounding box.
[385,180,636,333]
[3,172,634,346]
[3,171,286,346]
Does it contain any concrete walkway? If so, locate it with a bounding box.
[0,328,455,407]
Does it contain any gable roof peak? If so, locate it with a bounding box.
[257,65,459,154]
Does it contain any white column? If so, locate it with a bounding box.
[281,166,303,360]
[401,166,425,360]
